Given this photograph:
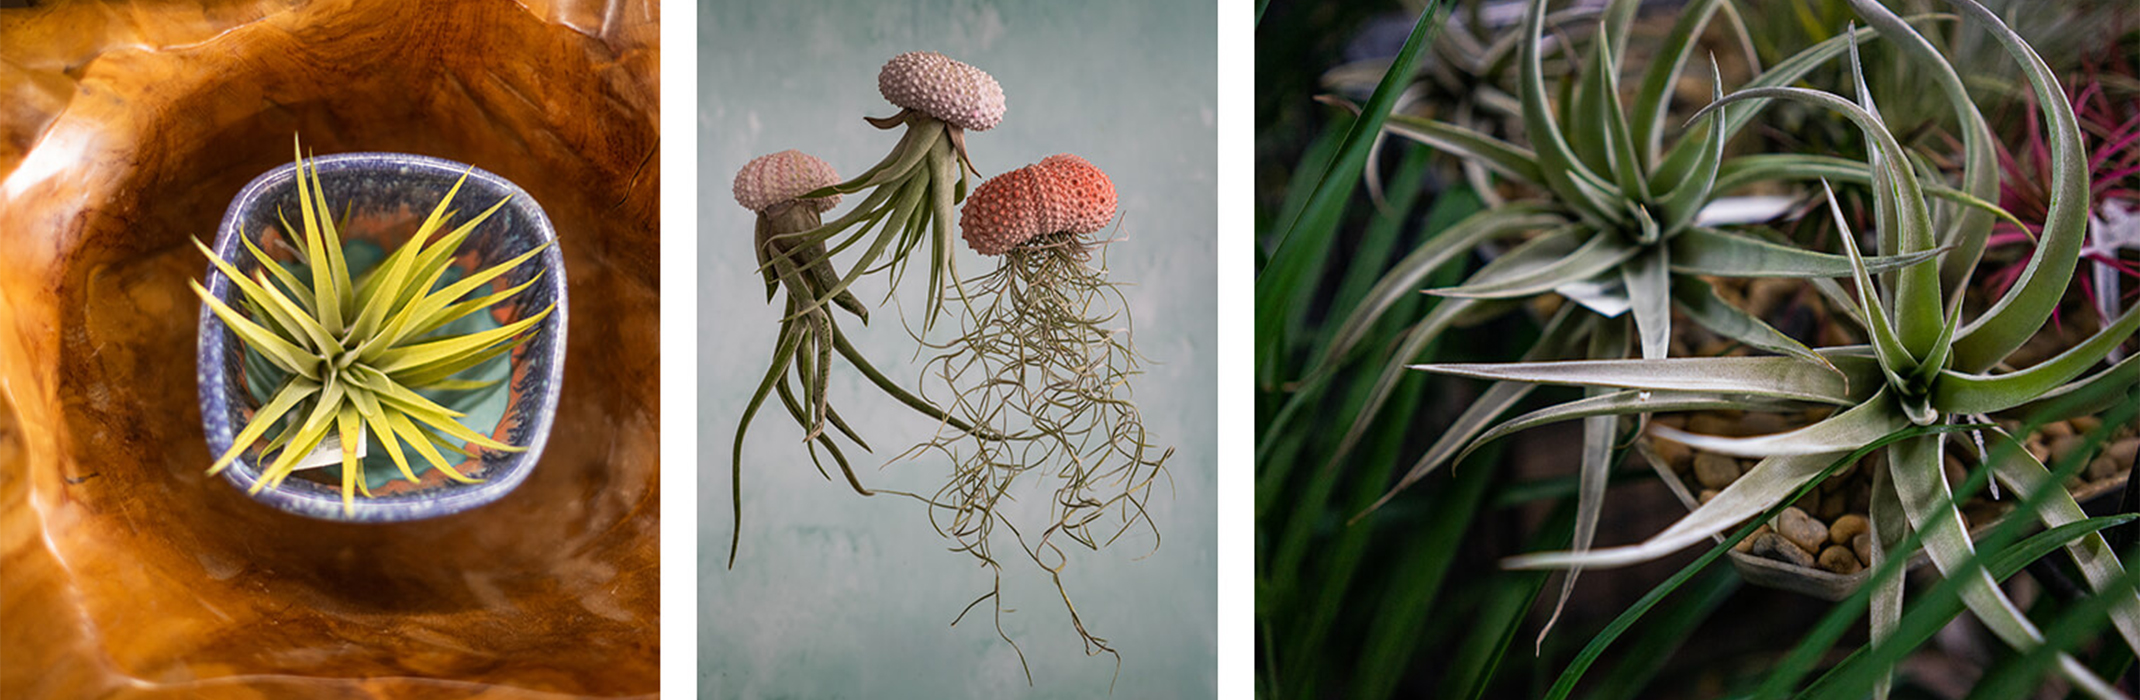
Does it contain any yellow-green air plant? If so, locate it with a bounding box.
[1409,2,2140,696]
[728,149,997,568]
[194,137,554,515]
[908,154,1171,685]
[759,51,1002,333]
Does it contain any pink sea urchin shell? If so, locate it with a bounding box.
[734,150,841,214]
[960,154,1118,255]
[878,52,1006,132]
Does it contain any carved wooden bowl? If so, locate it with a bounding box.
[0,0,659,697]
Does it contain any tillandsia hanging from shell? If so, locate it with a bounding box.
[728,149,997,567]
[195,136,554,515]
[760,51,1004,331]
[900,153,1171,682]
[1404,2,2140,695]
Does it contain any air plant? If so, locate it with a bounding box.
[728,149,993,566]
[1317,1,1584,207]
[1408,2,2140,695]
[194,137,554,514]
[1323,1,1762,211]
[1274,0,1999,632]
[1979,50,2140,329]
[762,51,1004,331]
[905,154,1171,682]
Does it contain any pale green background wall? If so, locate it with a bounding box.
[698,1,1216,697]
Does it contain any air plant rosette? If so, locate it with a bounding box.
[1633,241,2134,601]
[762,51,1004,331]
[905,153,1172,677]
[1403,1,2140,693]
[196,140,566,523]
[729,149,993,566]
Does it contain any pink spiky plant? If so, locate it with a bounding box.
[1980,51,2140,330]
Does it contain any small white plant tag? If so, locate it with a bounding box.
[290,424,367,471]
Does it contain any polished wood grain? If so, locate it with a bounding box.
[0,0,659,696]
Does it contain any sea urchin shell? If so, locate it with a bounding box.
[734,150,841,214]
[877,52,1007,132]
[959,154,1117,255]
[1036,154,1116,235]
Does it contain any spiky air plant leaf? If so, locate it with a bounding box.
[1279,0,2023,636]
[194,136,553,515]
[727,149,998,568]
[1318,1,1702,211]
[758,52,1003,333]
[1408,3,2140,696]
[1979,47,2140,330]
[900,154,1171,686]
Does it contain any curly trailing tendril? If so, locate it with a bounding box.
[895,154,1170,685]
[760,52,1005,332]
[728,150,997,568]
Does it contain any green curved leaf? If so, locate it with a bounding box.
[1654,23,1882,181]
[1999,350,2140,422]
[1822,180,1918,383]
[1414,355,1857,405]
[1946,0,2092,373]
[1542,317,1633,645]
[1629,0,1722,170]
[1885,433,2116,696]
[1710,155,2020,228]
[1431,229,1636,299]
[1668,227,1943,279]
[1650,388,1908,457]
[1932,303,2140,414]
[1361,306,1591,517]
[1692,84,1941,347]
[1321,297,1486,484]
[1517,0,1622,226]
[1656,60,1724,234]
[1461,389,1803,467]
[1507,450,1842,570]
[1844,0,1999,297]
[1375,111,1548,187]
[206,377,321,476]
[1313,204,1558,372]
[191,279,316,378]
[1983,432,2140,657]
[1669,275,1832,372]
[1624,247,1670,361]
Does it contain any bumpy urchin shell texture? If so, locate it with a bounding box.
[734,150,841,214]
[1036,154,1116,235]
[878,52,1006,132]
[960,154,1117,255]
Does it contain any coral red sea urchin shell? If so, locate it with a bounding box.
[734,150,841,214]
[878,52,1007,132]
[960,154,1117,256]
[1038,155,1117,235]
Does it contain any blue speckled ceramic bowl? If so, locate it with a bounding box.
[198,152,567,523]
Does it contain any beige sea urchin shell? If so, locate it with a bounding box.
[959,154,1117,255]
[877,51,1006,132]
[733,150,841,214]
